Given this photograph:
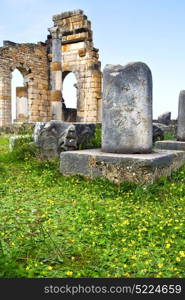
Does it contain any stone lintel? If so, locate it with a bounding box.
[155,140,185,151]
[60,149,185,184]
[62,34,92,44]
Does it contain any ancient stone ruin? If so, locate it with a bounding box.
[158,111,171,125]
[102,63,153,154]
[2,8,185,184]
[156,90,185,151]
[61,62,185,184]
[177,91,185,141]
[0,10,102,127]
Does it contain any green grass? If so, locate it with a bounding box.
[163,131,176,140]
[0,136,185,278]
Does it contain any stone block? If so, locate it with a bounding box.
[78,49,87,57]
[153,123,164,142]
[158,112,171,125]
[51,61,62,71]
[34,121,97,159]
[155,140,185,151]
[50,90,62,101]
[102,62,153,154]
[60,149,185,184]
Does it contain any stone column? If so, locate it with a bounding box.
[0,71,12,126]
[177,90,185,141]
[102,62,153,154]
[15,87,28,122]
[48,26,63,120]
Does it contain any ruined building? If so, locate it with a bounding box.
[0,10,102,127]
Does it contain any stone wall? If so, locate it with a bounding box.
[50,9,102,122]
[0,42,50,126]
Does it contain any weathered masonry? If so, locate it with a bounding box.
[0,10,102,126]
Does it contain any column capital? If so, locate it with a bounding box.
[48,26,62,39]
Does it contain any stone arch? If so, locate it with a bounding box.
[0,43,50,126]
[51,9,102,123]
[10,62,31,76]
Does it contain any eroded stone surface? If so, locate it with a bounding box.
[102,62,153,154]
[153,123,164,142]
[177,90,185,141]
[60,149,185,184]
[155,140,185,151]
[158,111,171,125]
[34,121,96,159]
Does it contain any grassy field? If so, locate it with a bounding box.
[0,136,184,278]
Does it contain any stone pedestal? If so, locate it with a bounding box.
[60,62,185,184]
[60,149,185,184]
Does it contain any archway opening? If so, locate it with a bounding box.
[62,72,77,109]
[62,71,78,122]
[11,69,28,123]
[11,69,24,123]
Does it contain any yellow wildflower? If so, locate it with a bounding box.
[66,271,73,276]
[179,251,185,257]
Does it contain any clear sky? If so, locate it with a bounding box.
[1,0,185,119]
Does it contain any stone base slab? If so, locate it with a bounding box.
[60,149,185,184]
[155,140,185,151]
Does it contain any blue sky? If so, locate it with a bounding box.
[1,0,185,118]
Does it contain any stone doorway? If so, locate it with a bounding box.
[11,68,28,123]
[62,71,78,122]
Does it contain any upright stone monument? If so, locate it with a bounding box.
[156,90,185,150]
[102,63,153,154]
[177,90,185,141]
[60,63,185,184]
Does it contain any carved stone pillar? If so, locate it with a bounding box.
[48,26,63,120]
